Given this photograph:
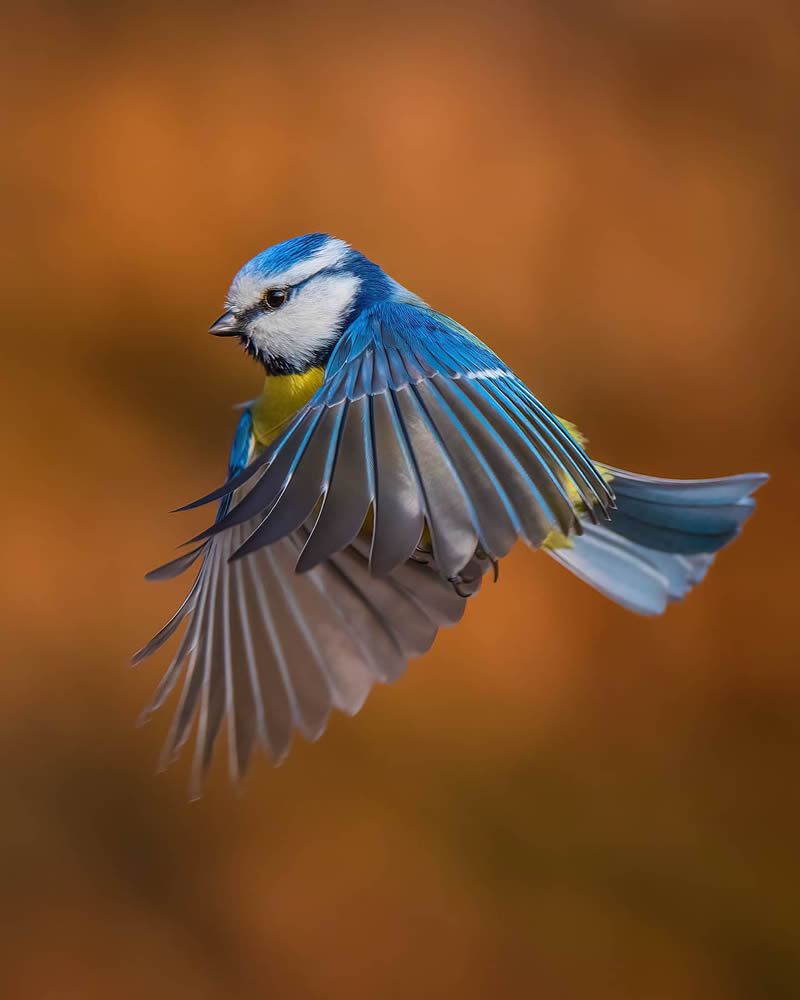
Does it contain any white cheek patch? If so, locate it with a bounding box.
[226,238,351,313]
[249,273,361,366]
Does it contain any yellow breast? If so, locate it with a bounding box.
[250,367,325,452]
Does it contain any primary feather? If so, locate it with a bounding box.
[134,234,767,790]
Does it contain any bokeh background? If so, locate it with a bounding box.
[2,1,799,997]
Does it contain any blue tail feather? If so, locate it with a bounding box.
[602,468,767,555]
[548,468,767,614]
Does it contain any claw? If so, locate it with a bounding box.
[473,547,500,584]
[448,573,479,598]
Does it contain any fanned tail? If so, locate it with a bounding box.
[547,468,768,615]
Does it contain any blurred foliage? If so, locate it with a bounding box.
[1,0,799,997]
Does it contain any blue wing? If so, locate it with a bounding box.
[184,301,614,579]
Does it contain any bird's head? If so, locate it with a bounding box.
[209,233,407,375]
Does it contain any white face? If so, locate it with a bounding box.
[225,238,361,370]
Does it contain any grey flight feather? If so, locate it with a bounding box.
[135,502,481,792]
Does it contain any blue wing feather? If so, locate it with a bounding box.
[183,301,612,576]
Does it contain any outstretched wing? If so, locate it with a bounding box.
[134,411,470,794]
[185,301,614,579]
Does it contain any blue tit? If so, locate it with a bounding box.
[133,233,767,792]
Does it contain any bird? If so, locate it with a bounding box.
[133,233,767,794]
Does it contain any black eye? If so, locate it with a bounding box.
[264,287,288,310]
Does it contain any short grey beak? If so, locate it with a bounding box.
[208,310,242,337]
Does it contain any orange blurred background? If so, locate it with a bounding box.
[2,1,799,997]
